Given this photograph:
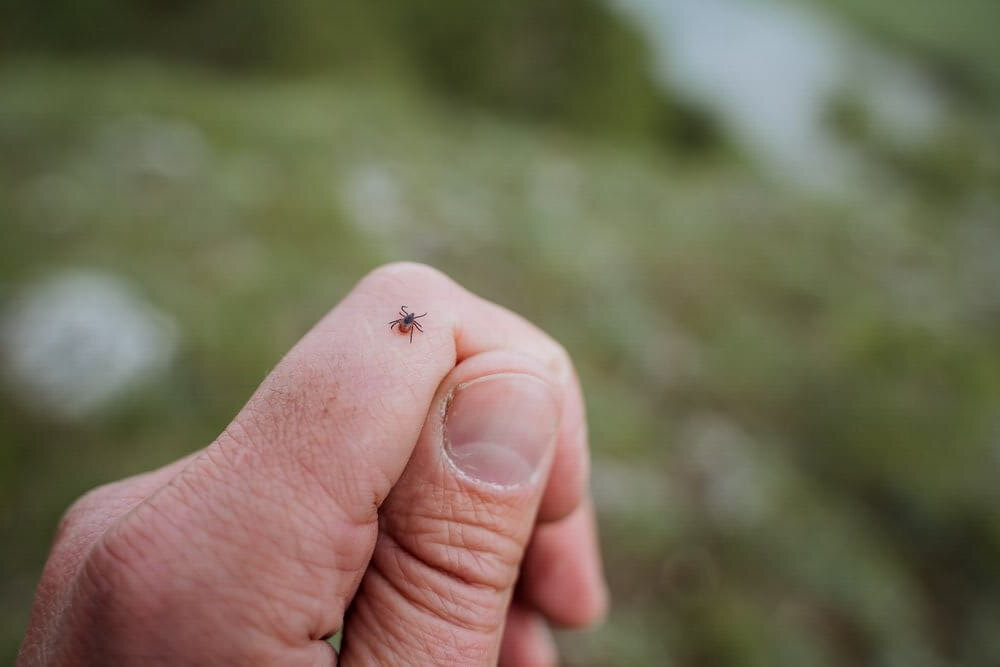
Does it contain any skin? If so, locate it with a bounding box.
[18,262,607,666]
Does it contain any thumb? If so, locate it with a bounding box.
[341,350,561,665]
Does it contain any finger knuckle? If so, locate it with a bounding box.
[363,261,457,294]
[369,496,527,635]
[423,491,526,585]
[375,528,512,635]
[55,481,124,545]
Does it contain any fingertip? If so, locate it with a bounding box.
[362,260,454,283]
[357,262,462,315]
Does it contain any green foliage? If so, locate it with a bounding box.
[1,59,998,664]
[2,2,1000,664]
[813,0,1000,98]
[1,0,703,147]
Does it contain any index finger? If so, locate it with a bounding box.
[233,261,588,524]
[218,261,591,631]
[359,262,590,521]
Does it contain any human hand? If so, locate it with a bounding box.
[18,263,607,666]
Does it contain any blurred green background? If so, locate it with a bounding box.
[2,0,999,664]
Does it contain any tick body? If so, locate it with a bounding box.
[388,305,427,343]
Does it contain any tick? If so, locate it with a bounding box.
[388,305,427,343]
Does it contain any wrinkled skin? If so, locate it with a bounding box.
[19,263,607,666]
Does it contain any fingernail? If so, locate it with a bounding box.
[443,373,559,487]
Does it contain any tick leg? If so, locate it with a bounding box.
[413,321,423,332]
[415,313,427,319]
[409,328,414,343]
[389,320,399,329]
